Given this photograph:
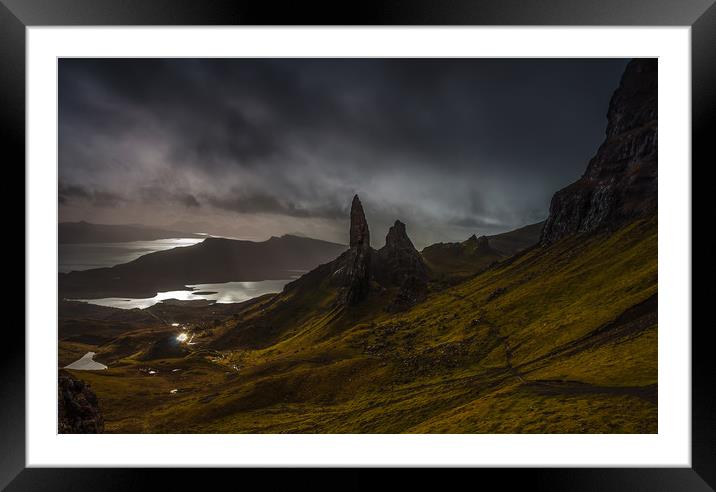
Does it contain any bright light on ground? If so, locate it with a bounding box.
[176,333,188,343]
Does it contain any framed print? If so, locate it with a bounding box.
[4,0,713,489]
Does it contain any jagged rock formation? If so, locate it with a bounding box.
[286,195,429,310]
[374,221,428,285]
[541,59,657,245]
[340,195,372,304]
[385,220,414,249]
[466,234,489,250]
[374,220,429,312]
[58,370,104,433]
[349,195,370,248]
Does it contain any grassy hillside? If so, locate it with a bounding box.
[421,221,543,282]
[68,216,656,433]
[422,235,503,281]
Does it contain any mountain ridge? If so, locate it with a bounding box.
[421,221,544,281]
[59,234,347,299]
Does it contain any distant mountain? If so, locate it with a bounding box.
[59,234,347,298]
[488,222,545,256]
[59,221,204,244]
[421,221,544,280]
[421,235,503,280]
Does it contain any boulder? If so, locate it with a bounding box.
[58,370,104,433]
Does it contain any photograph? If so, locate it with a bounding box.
[56,57,658,434]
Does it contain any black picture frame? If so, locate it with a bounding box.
[4,1,712,490]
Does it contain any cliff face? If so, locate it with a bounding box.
[540,59,657,245]
[58,370,104,433]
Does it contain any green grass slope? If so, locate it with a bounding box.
[422,235,504,281]
[421,221,543,282]
[70,217,656,433]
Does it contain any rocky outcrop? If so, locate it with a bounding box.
[341,195,372,304]
[374,221,428,286]
[58,370,104,433]
[287,195,429,311]
[349,195,370,248]
[541,59,657,245]
[464,234,491,251]
[384,220,414,251]
[374,220,429,311]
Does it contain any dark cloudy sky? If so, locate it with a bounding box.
[59,58,629,248]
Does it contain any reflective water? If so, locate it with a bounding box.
[74,279,292,310]
[59,238,204,273]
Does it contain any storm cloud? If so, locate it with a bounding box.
[59,58,629,248]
